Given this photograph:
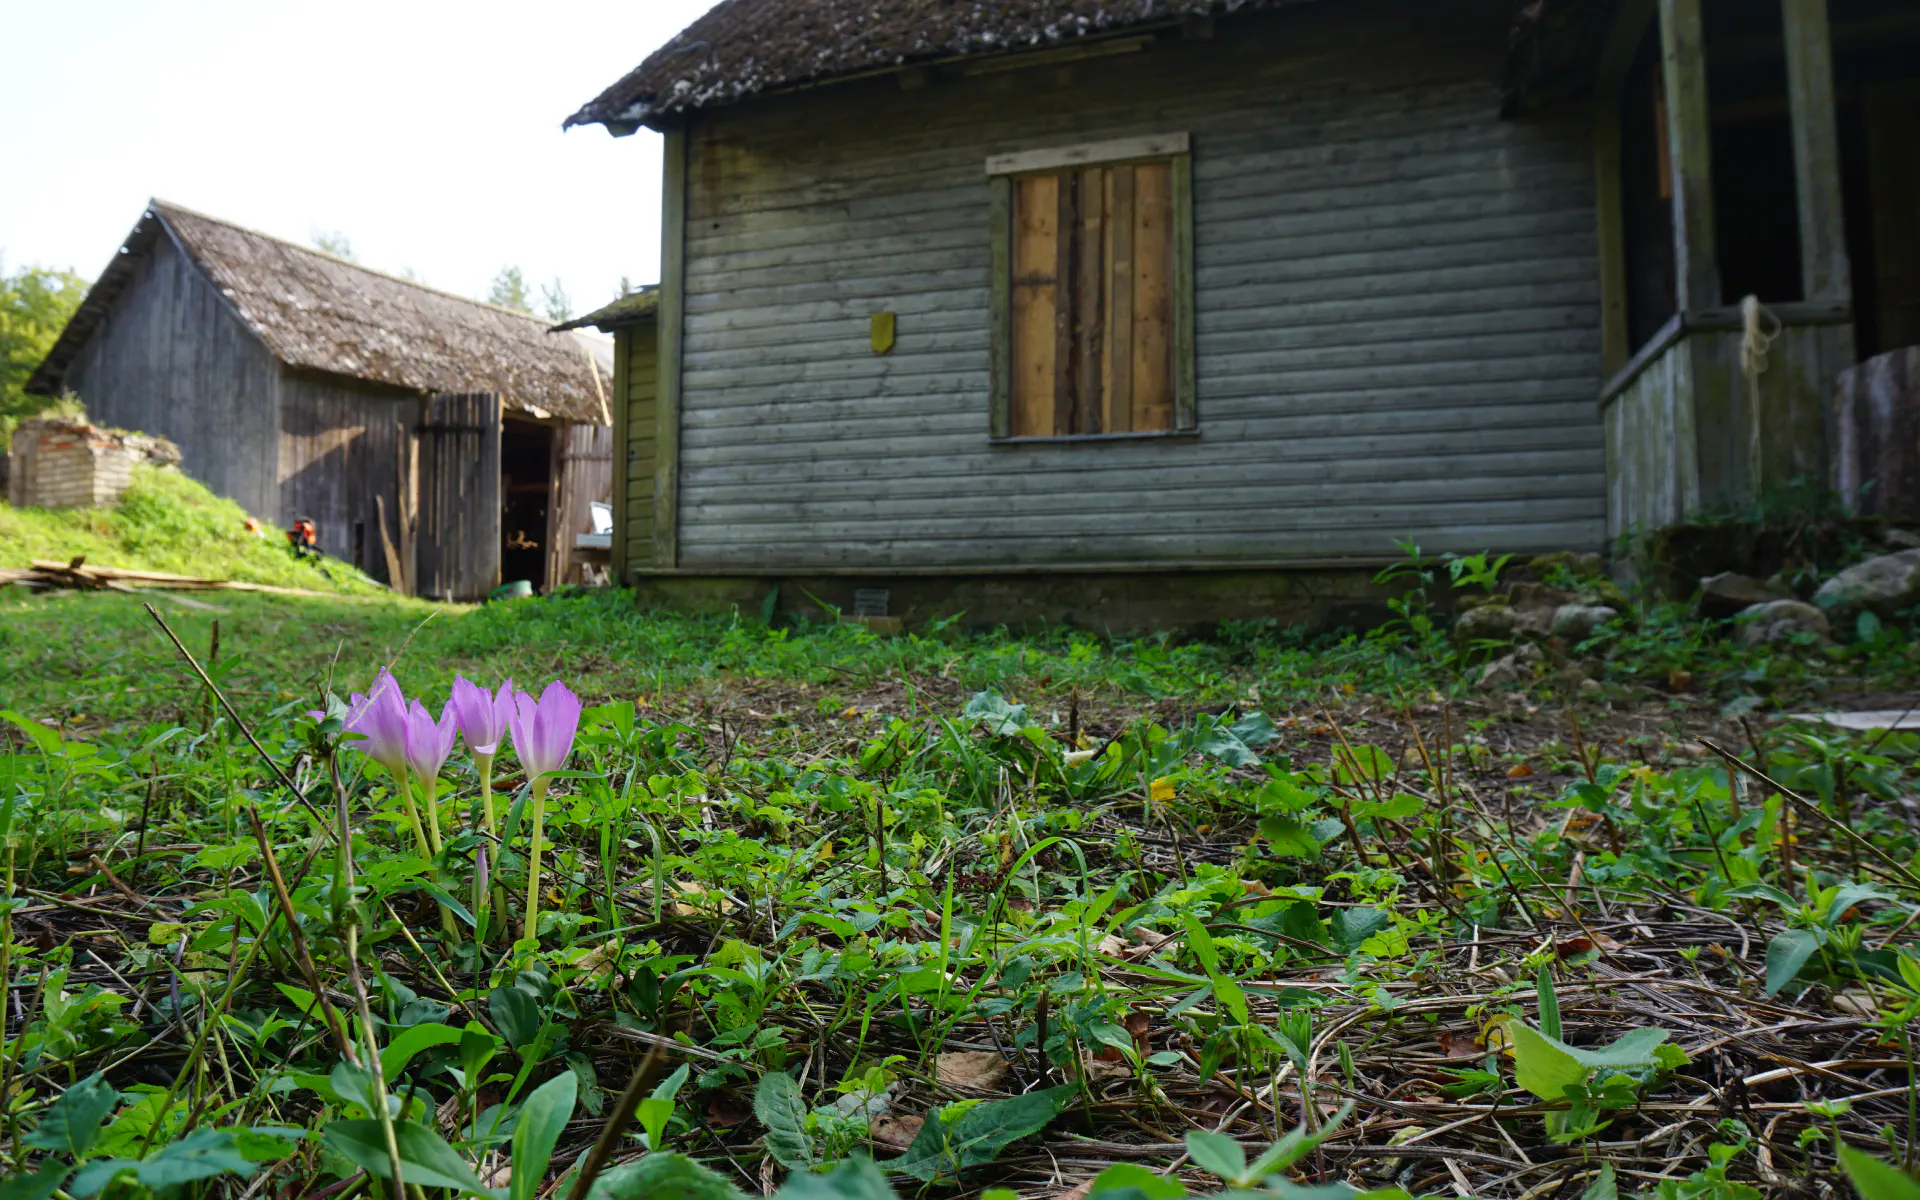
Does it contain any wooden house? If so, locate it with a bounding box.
[565,0,1920,628]
[551,288,660,579]
[27,201,615,600]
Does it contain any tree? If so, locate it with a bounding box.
[540,277,572,323]
[1,256,89,450]
[311,229,356,260]
[488,266,531,313]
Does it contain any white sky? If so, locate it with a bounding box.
[0,0,715,314]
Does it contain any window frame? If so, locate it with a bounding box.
[987,133,1197,443]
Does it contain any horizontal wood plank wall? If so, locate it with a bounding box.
[623,325,661,569]
[673,0,1604,569]
[62,234,280,520]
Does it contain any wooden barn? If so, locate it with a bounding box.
[27,201,615,600]
[564,0,1920,629]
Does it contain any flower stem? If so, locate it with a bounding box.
[523,775,550,943]
[393,774,431,860]
[420,777,444,855]
[475,752,498,836]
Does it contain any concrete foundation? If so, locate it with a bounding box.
[632,566,1403,635]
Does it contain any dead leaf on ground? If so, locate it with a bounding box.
[1080,1052,1131,1084]
[1055,1180,1096,1200]
[1506,762,1534,778]
[1435,1029,1483,1059]
[936,1051,1009,1091]
[870,1115,923,1150]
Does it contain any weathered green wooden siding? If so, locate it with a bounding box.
[669,0,1606,570]
[620,325,660,570]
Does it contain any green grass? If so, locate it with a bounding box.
[0,464,377,593]
[3,568,1919,1199]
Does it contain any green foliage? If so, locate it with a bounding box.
[489,265,532,313]
[890,1087,1075,1183]
[1838,1144,1920,1200]
[0,257,88,450]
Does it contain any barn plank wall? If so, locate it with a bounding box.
[276,369,421,582]
[669,0,1605,570]
[622,328,661,569]
[61,235,280,519]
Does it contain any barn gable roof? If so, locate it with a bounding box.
[30,201,610,424]
[564,0,1323,132]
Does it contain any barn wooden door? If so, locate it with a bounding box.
[545,423,615,588]
[415,393,502,601]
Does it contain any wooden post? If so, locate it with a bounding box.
[1657,0,1719,311]
[654,123,687,569]
[1594,0,1654,374]
[609,329,630,585]
[1781,0,1852,303]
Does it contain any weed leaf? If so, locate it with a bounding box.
[1765,929,1822,996]
[770,1156,898,1199]
[1837,1144,1920,1200]
[1183,1130,1247,1181]
[489,985,542,1051]
[754,1070,815,1170]
[511,1071,579,1200]
[0,1163,71,1200]
[22,1072,118,1159]
[891,1086,1074,1183]
[1580,1162,1618,1200]
[588,1152,744,1200]
[1085,1162,1188,1198]
[380,1022,465,1080]
[323,1120,489,1193]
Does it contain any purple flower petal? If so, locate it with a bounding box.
[507,680,581,779]
[405,697,460,785]
[451,675,512,756]
[343,670,409,778]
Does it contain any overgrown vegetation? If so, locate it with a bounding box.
[0,257,88,451]
[0,466,377,595]
[1,550,1917,1199]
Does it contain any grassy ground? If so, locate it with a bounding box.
[0,465,378,593]
[1,581,1917,1200]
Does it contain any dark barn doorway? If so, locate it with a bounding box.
[501,418,554,594]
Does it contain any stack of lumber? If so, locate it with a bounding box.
[1,557,333,599]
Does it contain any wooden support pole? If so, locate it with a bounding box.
[1657,0,1720,311]
[1781,0,1853,304]
[1594,0,1654,374]
[609,330,630,584]
[655,124,687,569]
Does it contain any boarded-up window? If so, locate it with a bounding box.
[990,137,1193,439]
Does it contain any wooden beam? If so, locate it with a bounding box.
[654,125,687,569]
[988,176,1013,438]
[1171,151,1196,432]
[1781,0,1853,302]
[986,132,1189,178]
[1595,0,1654,373]
[1658,0,1720,310]
[609,327,630,582]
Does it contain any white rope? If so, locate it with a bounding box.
[1739,295,1783,486]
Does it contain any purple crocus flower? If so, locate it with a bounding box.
[405,699,459,788]
[342,670,409,778]
[508,680,582,779]
[449,675,514,757]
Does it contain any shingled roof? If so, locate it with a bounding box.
[564,0,1317,132]
[550,286,659,333]
[30,201,611,424]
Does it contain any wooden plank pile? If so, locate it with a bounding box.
[1,557,333,599]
